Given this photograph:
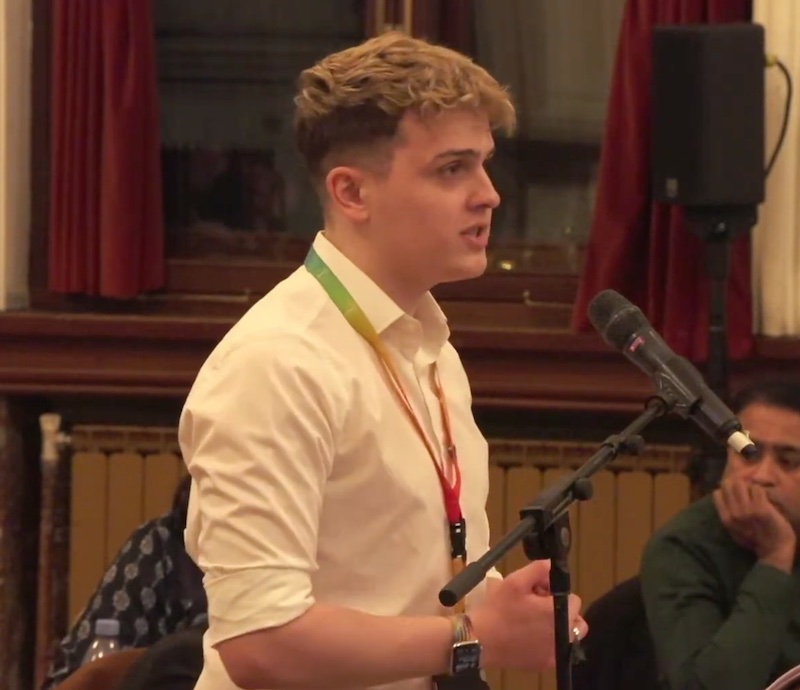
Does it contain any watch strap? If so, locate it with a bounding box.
[452,614,477,643]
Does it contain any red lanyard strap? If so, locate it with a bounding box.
[305,247,467,570]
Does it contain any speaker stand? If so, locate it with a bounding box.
[686,206,757,493]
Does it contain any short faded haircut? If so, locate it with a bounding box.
[293,31,516,189]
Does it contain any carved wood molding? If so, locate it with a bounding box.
[163,256,581,303]
[1,311,798,410]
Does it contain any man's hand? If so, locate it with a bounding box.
[713,477,797,572]
[469,561,588,671]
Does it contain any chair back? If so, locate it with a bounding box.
[57,649,147,690]
[571,576,661,690]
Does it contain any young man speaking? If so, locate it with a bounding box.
[179,31,588,690]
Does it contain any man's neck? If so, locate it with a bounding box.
[322,229,427,314]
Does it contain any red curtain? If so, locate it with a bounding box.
[364,1,474,54]
[572,0,754,361]
[49,0,165,298]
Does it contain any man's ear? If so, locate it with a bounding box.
[325,166,369,223]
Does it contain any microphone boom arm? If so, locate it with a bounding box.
[439,396,672,690]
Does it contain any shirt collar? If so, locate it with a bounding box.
[310,231,450,362]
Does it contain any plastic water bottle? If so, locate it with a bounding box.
[81,618,121,665]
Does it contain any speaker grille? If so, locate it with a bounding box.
[652,23,765,207]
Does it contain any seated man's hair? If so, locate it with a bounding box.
[172,474,192,530]
[732,379,800,416]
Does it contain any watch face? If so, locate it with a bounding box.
[453,641,481,674]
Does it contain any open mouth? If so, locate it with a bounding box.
[461,225,489,238]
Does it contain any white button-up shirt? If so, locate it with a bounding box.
[179,232,498,690]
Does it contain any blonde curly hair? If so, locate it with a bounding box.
[294,31,516,185]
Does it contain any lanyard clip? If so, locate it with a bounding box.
[449,518,467,560]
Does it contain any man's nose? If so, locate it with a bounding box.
[750,452,779,487]
[474,166,500,209]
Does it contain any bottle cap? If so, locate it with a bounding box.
[94,619,120,637]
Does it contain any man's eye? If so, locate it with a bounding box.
[777,448,800,469]
[441,162,464,176]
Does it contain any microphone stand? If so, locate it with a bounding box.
[439,396,671,690]
[686,206,755,492]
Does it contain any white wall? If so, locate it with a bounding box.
[0,0,32,310]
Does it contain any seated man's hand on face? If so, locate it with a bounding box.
[713,477,797,572]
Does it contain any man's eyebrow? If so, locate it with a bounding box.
[431,147,496,161]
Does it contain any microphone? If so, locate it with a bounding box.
[588,289,758,460]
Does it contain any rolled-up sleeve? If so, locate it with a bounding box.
[179,333,347,646]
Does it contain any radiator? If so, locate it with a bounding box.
[66,425,186,624]
[485,439,691,690]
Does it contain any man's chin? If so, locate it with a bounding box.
[441,258,488,284]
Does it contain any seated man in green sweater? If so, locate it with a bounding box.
[641,379,800,690]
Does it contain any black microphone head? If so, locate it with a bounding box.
[588,289,649,350]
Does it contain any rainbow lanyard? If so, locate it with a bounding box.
[305,246,467,611]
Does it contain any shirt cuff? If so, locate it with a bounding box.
[205,567,315,646]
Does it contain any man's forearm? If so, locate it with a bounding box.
[667,564,798,690]
[216,603,456,690]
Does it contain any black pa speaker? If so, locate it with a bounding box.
[651,23,765,208]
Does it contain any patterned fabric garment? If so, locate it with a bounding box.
[42,510,208,689]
